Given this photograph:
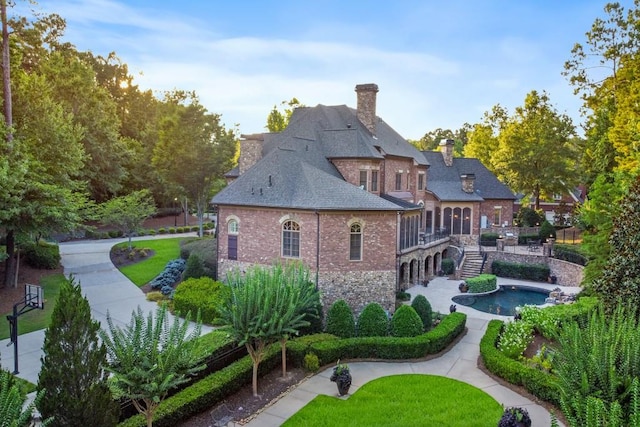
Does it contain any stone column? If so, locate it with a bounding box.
[496,238,505,252]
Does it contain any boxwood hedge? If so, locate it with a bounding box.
[491,260,549,282]
[117,312,466,426]
[466,274,497,293]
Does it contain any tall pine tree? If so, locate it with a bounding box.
[37,277,119,426]
[592,174,640,313]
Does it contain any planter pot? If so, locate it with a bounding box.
[330,367,352,396]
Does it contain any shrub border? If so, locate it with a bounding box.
[117,312,466,426]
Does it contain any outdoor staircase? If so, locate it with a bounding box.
[460,251,485,279]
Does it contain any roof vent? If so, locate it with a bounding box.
[260,188,263,196]
[251,187,254,195]
[268,175,272,187]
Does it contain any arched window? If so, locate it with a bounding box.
[462,208,471,234]
[282,220,300,258]
[443,208,452,235]
[350,223,362,261]
[227,219,238,260]
[452,207,462,234]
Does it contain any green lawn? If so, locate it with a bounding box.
[0,274,65,340]
[283,374,503,427]
[116,238,185,286]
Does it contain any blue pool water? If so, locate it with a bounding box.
[451,286,549,316]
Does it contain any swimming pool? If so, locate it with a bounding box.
[451,285,549,316]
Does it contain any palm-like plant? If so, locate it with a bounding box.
[0,371,51,427]
[100,304,203,427]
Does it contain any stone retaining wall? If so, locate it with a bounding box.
[485,252,584,287]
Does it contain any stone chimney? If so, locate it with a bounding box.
[355,83,379,135]
[239,133,264,175]
[461,173,476,193]
[439,139,455,167]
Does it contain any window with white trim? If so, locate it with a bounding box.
[349,223,362,261]
[282,220,300,258]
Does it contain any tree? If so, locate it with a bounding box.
[491,91,578,210]
[463,105,508,168]
[37,277,119,426]
[100,305,204,427]
[0,370,51,427]
[592,174,640,312]
[153,94,237,237]
[98,189,156,249]
[221,263,316,395]
[271,262,319,377]
[265,97,303,132]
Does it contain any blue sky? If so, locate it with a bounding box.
[28,0,631,140]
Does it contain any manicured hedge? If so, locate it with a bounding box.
[357,303,389,337]
[298,312,466,365]
[480,320,561,406]
[118,344,281,427]
[466,274,497,293]
[325,299,356,338]
[479,298,598,408]
[480,232,500,246]
[391,305,423,337]
[173,278,230,325]
[411,295,433,332]
[118,313,466,426]
[491,260,549,282]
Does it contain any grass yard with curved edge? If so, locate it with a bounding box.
[114,238,186,286]
[283,374,503,427]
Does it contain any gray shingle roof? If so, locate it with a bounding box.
[213,103,428,211]
[213,146,402,210]
[422,151,515,202]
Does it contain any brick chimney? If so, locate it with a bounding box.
[239,133,264,175]
[461,173,476,193]
[355,83,379,135]
[439,139,455,167]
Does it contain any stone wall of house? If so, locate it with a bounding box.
[485,252,584,287]
[238,134,263,175]
[319,269,396,315]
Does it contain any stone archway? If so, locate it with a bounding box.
[399,261,409,290]
[409,258,419,286]
[424,255,432,278]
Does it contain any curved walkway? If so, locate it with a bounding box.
[244,277,578,427]
[0,233,207,384]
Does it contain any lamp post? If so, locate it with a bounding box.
[174,198,178,227]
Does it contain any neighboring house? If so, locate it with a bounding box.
[212,84,451,314]
[514,186,584,225]
[422,140,516,246]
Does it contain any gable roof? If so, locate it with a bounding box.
[422,151,515,202]
[213,103,427,211]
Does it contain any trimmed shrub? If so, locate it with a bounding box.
[466,274,497,293]
[108,230,122,238]
[158,228,167,234]
[23,241,60,269]
[411,295,433,331]
[395,291,410,301]
[325,300,356,338]
[146,291,165,302]
[480,232,500,247]
[173,278,231,325]
[480,320,561,406]
[182,253,206,281]
[303,353,320,372]
[498,320,533,359]
[553,244,588,266]
[168,227,177,234]
[517,233,540,245]
[149,259,186,290]
[390,305,423,338]
[539,220,556,243]
[441,258,455,275]
[356,303,389,337]
[491,260,550,282]
[180,239,217,279]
